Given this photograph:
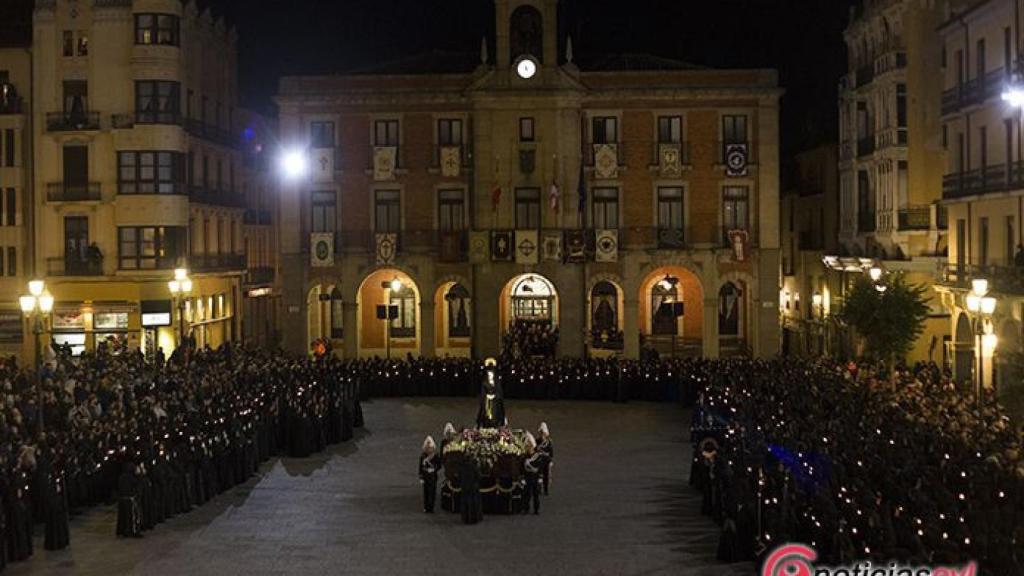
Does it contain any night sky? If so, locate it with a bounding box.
[2,0,856,159]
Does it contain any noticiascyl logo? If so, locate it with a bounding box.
[761,544,817,576]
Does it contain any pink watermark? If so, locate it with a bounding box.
[762,544,978,576]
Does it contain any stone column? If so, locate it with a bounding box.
[420,301,436,358]
[702,297,720,358]
[623,298,639,359]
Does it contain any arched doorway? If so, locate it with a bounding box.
[954,312,974,386]
[590,280,623,352]
[500,274,559,357]
[307,284,343,355]
[718,281,748,355]
[356,269,421,358]
[435,281,471,358]
[639,266,703,357]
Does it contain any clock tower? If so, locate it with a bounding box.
[494,0,559,75]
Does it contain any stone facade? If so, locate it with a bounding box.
[276,0,782,360]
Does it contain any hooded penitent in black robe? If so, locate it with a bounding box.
[475,369,505,429]
[459,460,483,525]
[43,473,70,550]
[116,466,142,538]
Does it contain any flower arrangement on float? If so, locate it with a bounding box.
[442,427,528,479]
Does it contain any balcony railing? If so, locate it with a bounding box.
[46,111,100,132]
[941,68,1006,115]
[650,141,692,167]
[875,51,907,76]
[135,111,181,126]
[46,257,103,277]
[189,186,246,208]
[716,141,758,166]
[943,163,1024,199]
[247,266,275,285]
[857,211,876,233]
[184,117,241,148]
[46,182,101,202]
[897,205,931,231]
[191,253,247,272]
[243,209,272,225]
[877,127,907,149]
[943,263,1024,294]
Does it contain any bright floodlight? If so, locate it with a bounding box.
[28,280,44,297]
[971,278,989,297]
[980,296,997,315]
[390,278,403,292]
[1003,86,1024,108]
[19,295,35,314]
[38,293,54,314]
[280,149,308,179]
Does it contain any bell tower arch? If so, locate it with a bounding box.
[494,0,559,70]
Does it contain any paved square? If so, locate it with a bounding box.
[7,398,753,576]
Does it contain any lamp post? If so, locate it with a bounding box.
[965,278,997,406]
[20,280,54,438]
[381,277,402,360]
[168,267,193,350]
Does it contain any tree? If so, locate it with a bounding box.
[838,275,929,364]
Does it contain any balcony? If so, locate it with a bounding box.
[430,144,473,173]
[243,209,272,225]
[897,205,931,231]
[857,211,876,233]
[941,68,1006,115]
[877,127,907,150]
[942,164,1023,200]
[189,186,246,208]
[942,263,1024,295]
[184,117,241,148]
[191,253,246,272]
[135,111,182,126]
[47,256,103,277]
[46,182,101,202]
[247,266,275,286]
[650,142,692,167]
[856,63,874,87]
[856,136,875,157]
[46,111,100,132]
[875,51,907,76]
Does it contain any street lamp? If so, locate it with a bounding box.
[168,267,193,350]
[19,280,54,438]
[279,149,308,180]
[868,266,883,283]
[965,278,997,406]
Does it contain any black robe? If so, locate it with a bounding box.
[116,469,142,538]
[459,460,483,525]
[475,371,506,428]
[43,474,70,550]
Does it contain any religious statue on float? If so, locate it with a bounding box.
[476,357,506,428]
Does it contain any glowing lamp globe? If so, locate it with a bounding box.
[280,150,308,179]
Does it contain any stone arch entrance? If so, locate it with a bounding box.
[434,281,472,358]
[499,274,559,357]
[356,269,421,358]
[638,266,703,357]
[589,280,624,352]
[954,312,974,386]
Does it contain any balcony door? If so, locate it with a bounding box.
[64,216,89,274]
[63,145,88,199]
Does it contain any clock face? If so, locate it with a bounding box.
[516,57,537,79]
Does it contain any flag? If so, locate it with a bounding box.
[549,180,560,213]
[491,184,502,212]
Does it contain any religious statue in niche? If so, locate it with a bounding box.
[510,5,543,62]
